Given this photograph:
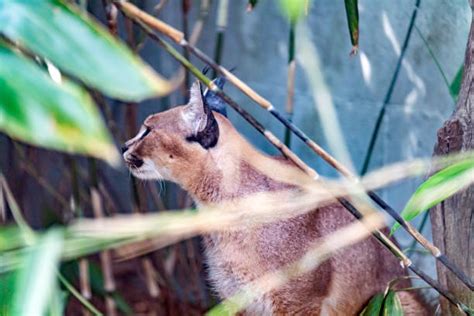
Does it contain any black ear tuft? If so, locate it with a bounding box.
[202,65,211,75]
[203,77,227,117]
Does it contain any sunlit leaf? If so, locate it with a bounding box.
[0,45,119,165]
[279,0,308,24]
[391,158,474,234]
[0,226,28,252]
[344,0,359,54]
[360,292,384,316]
[449,65,463,101]
[11,230,63,316]
[382,290,403,316]
[0,0,172,101]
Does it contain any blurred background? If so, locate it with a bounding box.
[0,0,471,314]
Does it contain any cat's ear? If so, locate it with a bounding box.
[184,80,219,149]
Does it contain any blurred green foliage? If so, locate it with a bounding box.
[0,0,172,164]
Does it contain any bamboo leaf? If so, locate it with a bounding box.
[360,293,384,316]
[247,0,258,11]
[449,65,463,101]
[11,230,63,316]
[279,0,307,24]
[0,44,119,164]
[391,158,474,234]
[344,0,359,54]
[382,290,403,316]
[0,0,172,101]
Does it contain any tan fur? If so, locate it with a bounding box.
[123,100,430,315]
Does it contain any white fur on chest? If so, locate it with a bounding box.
[204,233,275,315]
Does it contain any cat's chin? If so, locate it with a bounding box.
[130,168,163,180]
[129,159,164,180]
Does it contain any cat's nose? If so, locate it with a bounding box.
[127,154,144,168]
[121,144,128,154]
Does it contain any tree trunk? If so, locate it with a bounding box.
[430,3,474,315]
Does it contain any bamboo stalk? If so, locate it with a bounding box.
[189,0,210,45]
[284,23,296,147]
[212,0,229,77]
[66,156,92,316]
[79,258,92,316]
[360,0,421,175]
[114,2,472,311]
[181,0,191,93]
[91,189,116,316]
[142,258,160,298]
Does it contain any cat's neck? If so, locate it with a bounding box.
[181,117,295,204]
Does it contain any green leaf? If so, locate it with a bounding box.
[344,0,359,53]
[279,0,308,24]
[0,271,17,316]
[382,290,403,316]
[391,158,474,234]
[0,226,28,252]
[11,229,64,316]
[360,293,384,316]
[0,0,172,101]
[0,44,119,164]
[449,65,463,101]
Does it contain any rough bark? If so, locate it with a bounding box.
[430,4,474,315]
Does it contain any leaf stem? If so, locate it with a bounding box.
[57,272,103,316]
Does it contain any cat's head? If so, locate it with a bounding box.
[122,81,221,183]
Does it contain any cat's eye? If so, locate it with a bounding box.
[140,126,151,139]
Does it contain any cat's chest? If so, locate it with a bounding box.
[203,230,275,314]
[203,230,262,288]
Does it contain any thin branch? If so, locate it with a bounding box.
[58,272,103,316]
[212,0,229,77]
[91,189,116,316]
[360,0,421,175]
[285,23,296,147]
